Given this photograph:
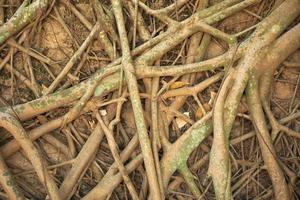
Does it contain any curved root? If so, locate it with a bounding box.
[0,113,61,199]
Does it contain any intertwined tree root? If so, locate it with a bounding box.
[0,0,299,199]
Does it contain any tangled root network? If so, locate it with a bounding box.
[0,0,299,199]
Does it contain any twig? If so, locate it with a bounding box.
[43,21,102,95]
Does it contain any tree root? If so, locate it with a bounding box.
[0,152,24,200]
[0,0,299,199]
[0,113,61,199]
[0,0,48,45]
[111,0,162,198]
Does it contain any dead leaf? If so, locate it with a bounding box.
[195,107,204,119]
[175,112,190,128]
[203,103,211,111]
[170,81,189,89]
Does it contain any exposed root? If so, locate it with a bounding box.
[0,113,61,199]
[0,0,299,199]
[96,112,140,200]
[0,153,24,200]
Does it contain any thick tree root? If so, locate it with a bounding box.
[0,113,61,200]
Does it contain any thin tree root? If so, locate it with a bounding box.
[246,76,290,200]
[0,152,25,200]
[96,112,140,200]
[111,0,162,198]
